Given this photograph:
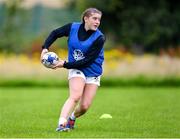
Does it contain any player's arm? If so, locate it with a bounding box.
[42,23,72,50]
[63,35,105,69]
[41,23,72,61]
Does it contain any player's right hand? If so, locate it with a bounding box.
[40,49,48,63]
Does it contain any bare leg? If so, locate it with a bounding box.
[58,77,85,125]
[74,84,98,118]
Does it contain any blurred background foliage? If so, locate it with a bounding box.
[0,0,180,86]
[0,0,179,55]
[67,0,180,54]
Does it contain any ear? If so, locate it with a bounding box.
[84,16,88,23]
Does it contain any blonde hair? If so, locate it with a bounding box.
[81,8,102,23]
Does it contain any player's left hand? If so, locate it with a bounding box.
[52,60,65,69]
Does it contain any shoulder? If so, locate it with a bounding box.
[54,23,72,30]
[97,34,106,43]
[53,23,72,32]
[71,22,81,25]
[71,22,81,28]
[96,29,106,41]
[61,23,72,30]
[93,34,105,48]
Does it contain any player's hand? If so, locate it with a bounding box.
[40,49,48,63]
[52,60,65,69]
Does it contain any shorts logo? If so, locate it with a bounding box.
[94,77,99,82]
[73,49,84,61]
[76,71,81,74]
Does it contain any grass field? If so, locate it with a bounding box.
[0,86,180,138]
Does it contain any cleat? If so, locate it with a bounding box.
[66,117,76,129]
[56,125,70,132]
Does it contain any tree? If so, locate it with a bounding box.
[66,0,180,53]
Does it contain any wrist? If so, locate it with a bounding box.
[63,61,67,67]
[42,49,48,53]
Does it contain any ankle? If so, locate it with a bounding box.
[70,112,76,120]
[58,117,67,126]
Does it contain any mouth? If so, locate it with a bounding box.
[94,25,98,28]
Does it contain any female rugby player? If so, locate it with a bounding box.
[41,8,105,132]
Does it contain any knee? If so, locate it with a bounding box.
[80,103,90,112]
[69,95,81,103]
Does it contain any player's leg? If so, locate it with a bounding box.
[67,76,100,129]
[60,77,85,120]
[56,77,85,131]
[74,84,98,118]
[73,76,100,118]
[66,84,98,129]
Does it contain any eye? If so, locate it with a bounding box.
[92,17,101,21]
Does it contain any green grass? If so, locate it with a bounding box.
[1,76,180,87]
[0,87,180,138]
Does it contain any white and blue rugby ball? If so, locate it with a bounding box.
[42,52,59,68]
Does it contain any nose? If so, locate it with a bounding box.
[95,19,100,25]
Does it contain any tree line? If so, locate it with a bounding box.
[67,0,180,54]
[0,0,180,55]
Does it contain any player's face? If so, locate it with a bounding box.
[84,13,101,31]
